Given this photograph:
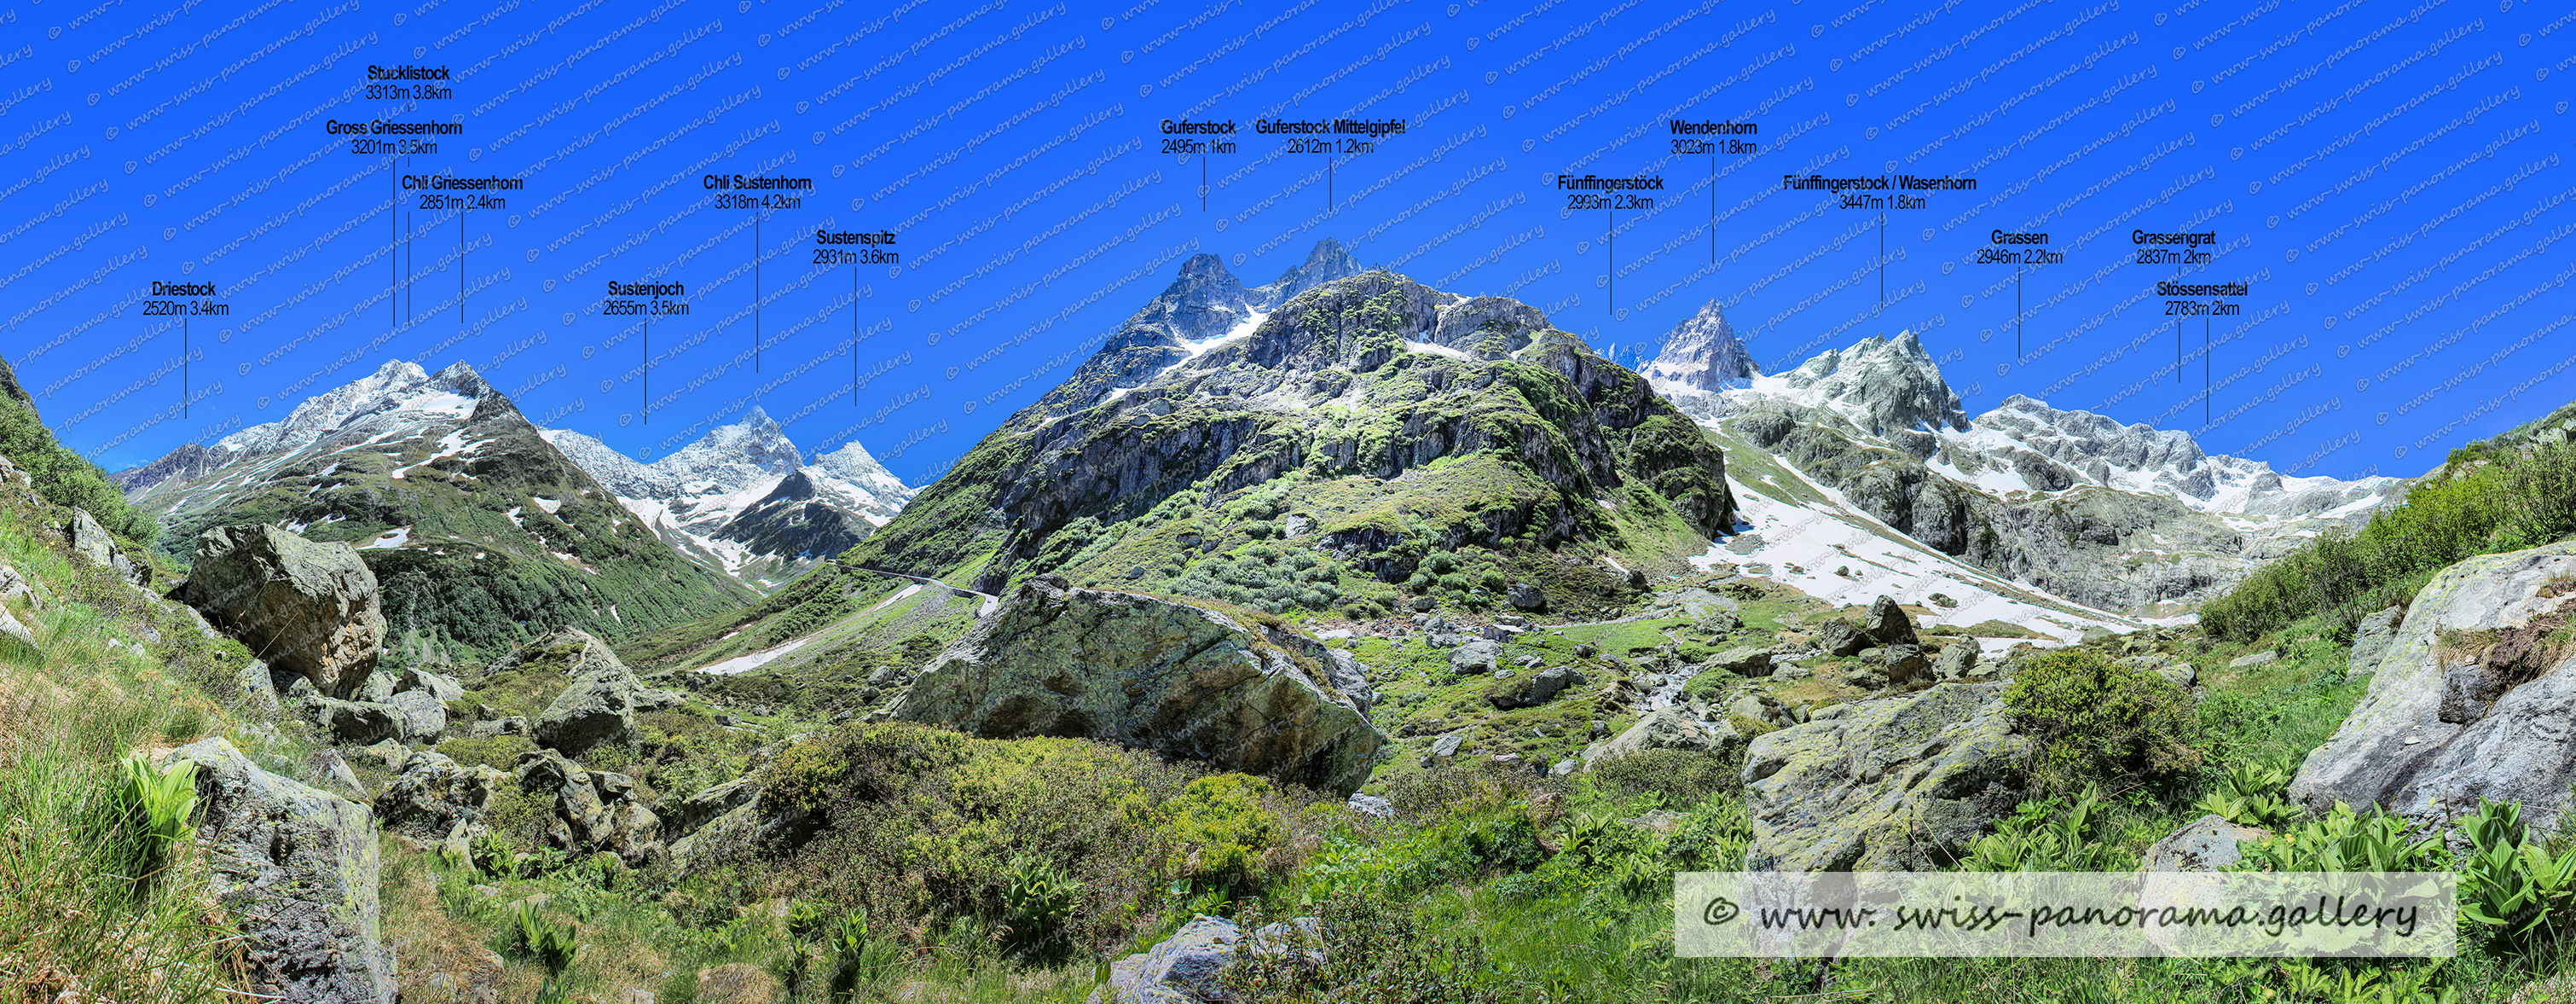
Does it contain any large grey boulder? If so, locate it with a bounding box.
[887,576,1386,793]
[179,524,385,699]
[1863,595,1918,646]
[375,751,509,854]
[2141,813,2269,872]
[1741,681,2029,871]
[1448,639,1504,676]
[172,737,395,1004]
[385,691,448,743]
[1507,582,1548,612]
[65,508,116,569]
[1708,646,1774,676]
[2290,542,2576,831]
[1488,665,1585,710]
[1933,643,1977,680]
[1882,643,1933,685]
[1817,619,1869,657]
[313,698,402,746]
[500,627,682,757]
[1091,914,1323,1004]
[1582,708,1742,764]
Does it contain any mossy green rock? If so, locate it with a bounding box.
[375,750,508,854]
[888,575,1386,794]
[500,626,683,757]
[1740,681,2029,871]
[175,736,396,1004]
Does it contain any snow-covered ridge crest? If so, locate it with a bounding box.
[538,405,917,587]
[216,360,490,459]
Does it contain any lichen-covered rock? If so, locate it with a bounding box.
[1741,681,2029,871]
[180,524,385,698]
[1488,665,1585,710]
[172,737,395,1004]
[1882,643,1932,685]
[2290,542,2576,831]
[1091,914,1323,1004]
[376,751,508,853]
[1448,639,1503,676]
[889,576,1386,794]
[310,748,371,803]
[399,665,466,701]
[2348,605,2405,678]
[385,691,448,743]
[1934,643,1977,680]
[65,508,116,568]
[314,698,402,746]
[1507,582,1548,612]
[2141,813,2269,872]
[512,748,666,865]
[1709,646,1774,676]
[229,658,284,719]
[501,627,682,756]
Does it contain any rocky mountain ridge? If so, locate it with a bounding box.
[538,410,916,590]
[1649,322,2393,616]
[119,359,755,654]
[842,240,1734,618]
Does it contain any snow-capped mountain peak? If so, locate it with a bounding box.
[1641,299,1757,395]
[537,408,918,589]
[214,360,491,460]
[1935,392,2396,517]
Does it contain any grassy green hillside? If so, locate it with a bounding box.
[845,274,1731,623]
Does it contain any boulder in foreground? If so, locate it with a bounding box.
[2290,542,2576,831]
[179,524,385,699]
[174,737,396,1004]
[1741,681,2028,871]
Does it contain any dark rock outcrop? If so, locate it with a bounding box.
[1863,595,1918,645]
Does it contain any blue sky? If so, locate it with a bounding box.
[3,0,2567,485]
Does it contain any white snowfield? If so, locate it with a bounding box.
[1706,467,2154,650]
[1647,328,2388,641]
